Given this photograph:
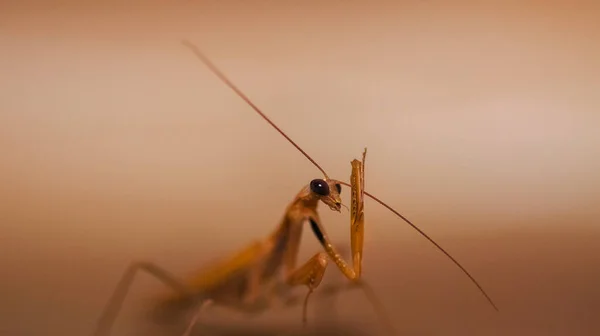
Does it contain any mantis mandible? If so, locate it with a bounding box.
[91,40,498,336]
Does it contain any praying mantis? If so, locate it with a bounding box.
[91,40,499,336]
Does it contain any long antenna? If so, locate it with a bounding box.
[339,181,498,311]
[181,40,329,180]
[181,39,498,311]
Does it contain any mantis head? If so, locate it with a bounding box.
[309,178,342,212]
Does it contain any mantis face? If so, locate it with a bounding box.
[309,178,342,212]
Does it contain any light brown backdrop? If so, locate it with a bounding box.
[1,1,599,336]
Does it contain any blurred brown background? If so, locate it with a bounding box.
[1,1,599,335]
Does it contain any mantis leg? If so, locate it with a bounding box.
[181,299,214,336]
[92,261,199,336]
[306,150,397,335]
[309,148,366,282]
[285,252,330,326]
[180,252,330,335]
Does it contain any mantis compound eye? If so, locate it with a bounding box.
[310,179,330,196]
[335,183,342,194]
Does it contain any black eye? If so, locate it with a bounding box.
[335,183,342,194]
[310,179,330,196]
